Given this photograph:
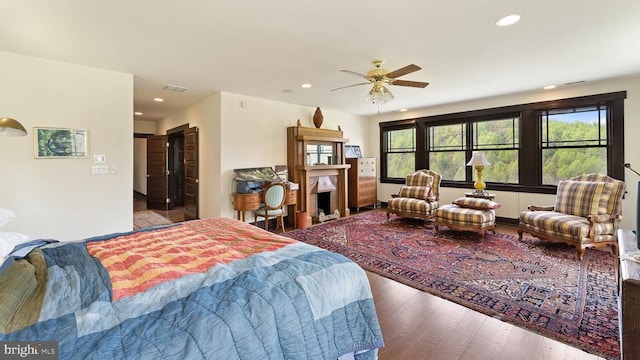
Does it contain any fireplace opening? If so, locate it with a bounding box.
[318,192,330,216]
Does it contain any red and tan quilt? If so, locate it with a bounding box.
[87,217,295,301]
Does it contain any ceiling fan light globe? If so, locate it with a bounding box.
[365,86,394,104]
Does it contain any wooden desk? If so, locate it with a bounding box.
[233,189,298,225]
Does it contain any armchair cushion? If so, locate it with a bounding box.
[554,180,612,217]
[519,211,615,244]
[452,197,501,210]
[406,172,433,187]
[398,185,433,201]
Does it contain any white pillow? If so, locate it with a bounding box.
[0,232,30,265]
[0,208,15,228]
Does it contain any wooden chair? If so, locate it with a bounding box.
[254,182,286,232]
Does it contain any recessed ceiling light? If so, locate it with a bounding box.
[134,111,143,116]
[153,97,164,102]
[301,83,312,89]
[543,85,557,90]
[399,108,408,112]
[496,14,521,27]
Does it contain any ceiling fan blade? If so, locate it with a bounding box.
[386,64,421,79]
[340,69,370,80]
[330,82,370,91]
[389,79,429,88]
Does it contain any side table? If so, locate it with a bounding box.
[465,192,496,201]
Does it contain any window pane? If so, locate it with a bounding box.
[481,150,519,183]
[387,128,415,152]
[429,151,466,181]
[429,124,466,151]
[474,118,519,150]
[387,153,415,178]
[542,107,606,147]
[542,148,607,185]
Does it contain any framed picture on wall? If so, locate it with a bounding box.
[345,145,362,158]
[34,127,88,158]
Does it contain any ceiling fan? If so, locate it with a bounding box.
[332,60,429,104]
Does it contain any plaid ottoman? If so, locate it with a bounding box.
[435,204,496,240]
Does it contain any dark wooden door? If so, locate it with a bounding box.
[168,132,185,209]
[147,135,168,210]
[184,127,199,220]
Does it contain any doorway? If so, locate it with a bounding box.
[139,123,199,221]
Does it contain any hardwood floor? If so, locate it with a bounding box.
[132,196,608,359]
[133,192,185,222]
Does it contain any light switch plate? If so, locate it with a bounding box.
[91,165,108,175]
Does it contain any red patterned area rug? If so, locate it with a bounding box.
[284,211,619,359]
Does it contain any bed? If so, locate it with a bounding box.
[0,217,383,359]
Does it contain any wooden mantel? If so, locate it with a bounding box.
[287,124,350,225]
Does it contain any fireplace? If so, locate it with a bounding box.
[287,124,351,226]
[310,175,340,222]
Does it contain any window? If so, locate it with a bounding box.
[380,91,626,192]
[472,117,519,183]
[540,106,607,185]
[426,117,519,183]
[428,123,466,181]
[380,121,416,180]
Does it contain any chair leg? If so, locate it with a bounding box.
[264,214,269,231]
[279,215,286,233]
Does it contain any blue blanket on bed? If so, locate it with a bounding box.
[0,224,383,359]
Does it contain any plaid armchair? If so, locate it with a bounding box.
[517,173,626,260]
[387,170,441,224]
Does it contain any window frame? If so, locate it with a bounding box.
[379,91,626,193]
[379,119,417,184]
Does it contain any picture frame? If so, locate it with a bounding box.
[345,145,362,158]
[34,127,88,158]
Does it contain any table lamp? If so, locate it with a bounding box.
[467,151,491,195]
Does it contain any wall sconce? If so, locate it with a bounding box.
[0,117,27,136]
[467,151,491,195]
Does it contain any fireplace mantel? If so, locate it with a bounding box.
[287,124,350,225]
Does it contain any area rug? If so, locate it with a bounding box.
[133,210,173,230]
[283,211,619,359]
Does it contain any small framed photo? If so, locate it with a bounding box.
[34,128,88,158]
[345,145,362,158]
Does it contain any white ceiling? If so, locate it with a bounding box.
[1,1,639,120]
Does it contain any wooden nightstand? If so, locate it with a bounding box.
[464,192,496,200]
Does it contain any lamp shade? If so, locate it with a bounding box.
[466,151,491,166]
[365,84,394,104]
[0,117,27,136]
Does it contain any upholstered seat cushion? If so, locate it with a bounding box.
[436,204,495,228]
[519,210,615,243]
[388,197,438,215]
[255,207,284,216]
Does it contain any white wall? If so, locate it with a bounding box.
[369,74,640,230]
[0,51,133,240]
[156,92,369,220]
[132,120,156,195]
